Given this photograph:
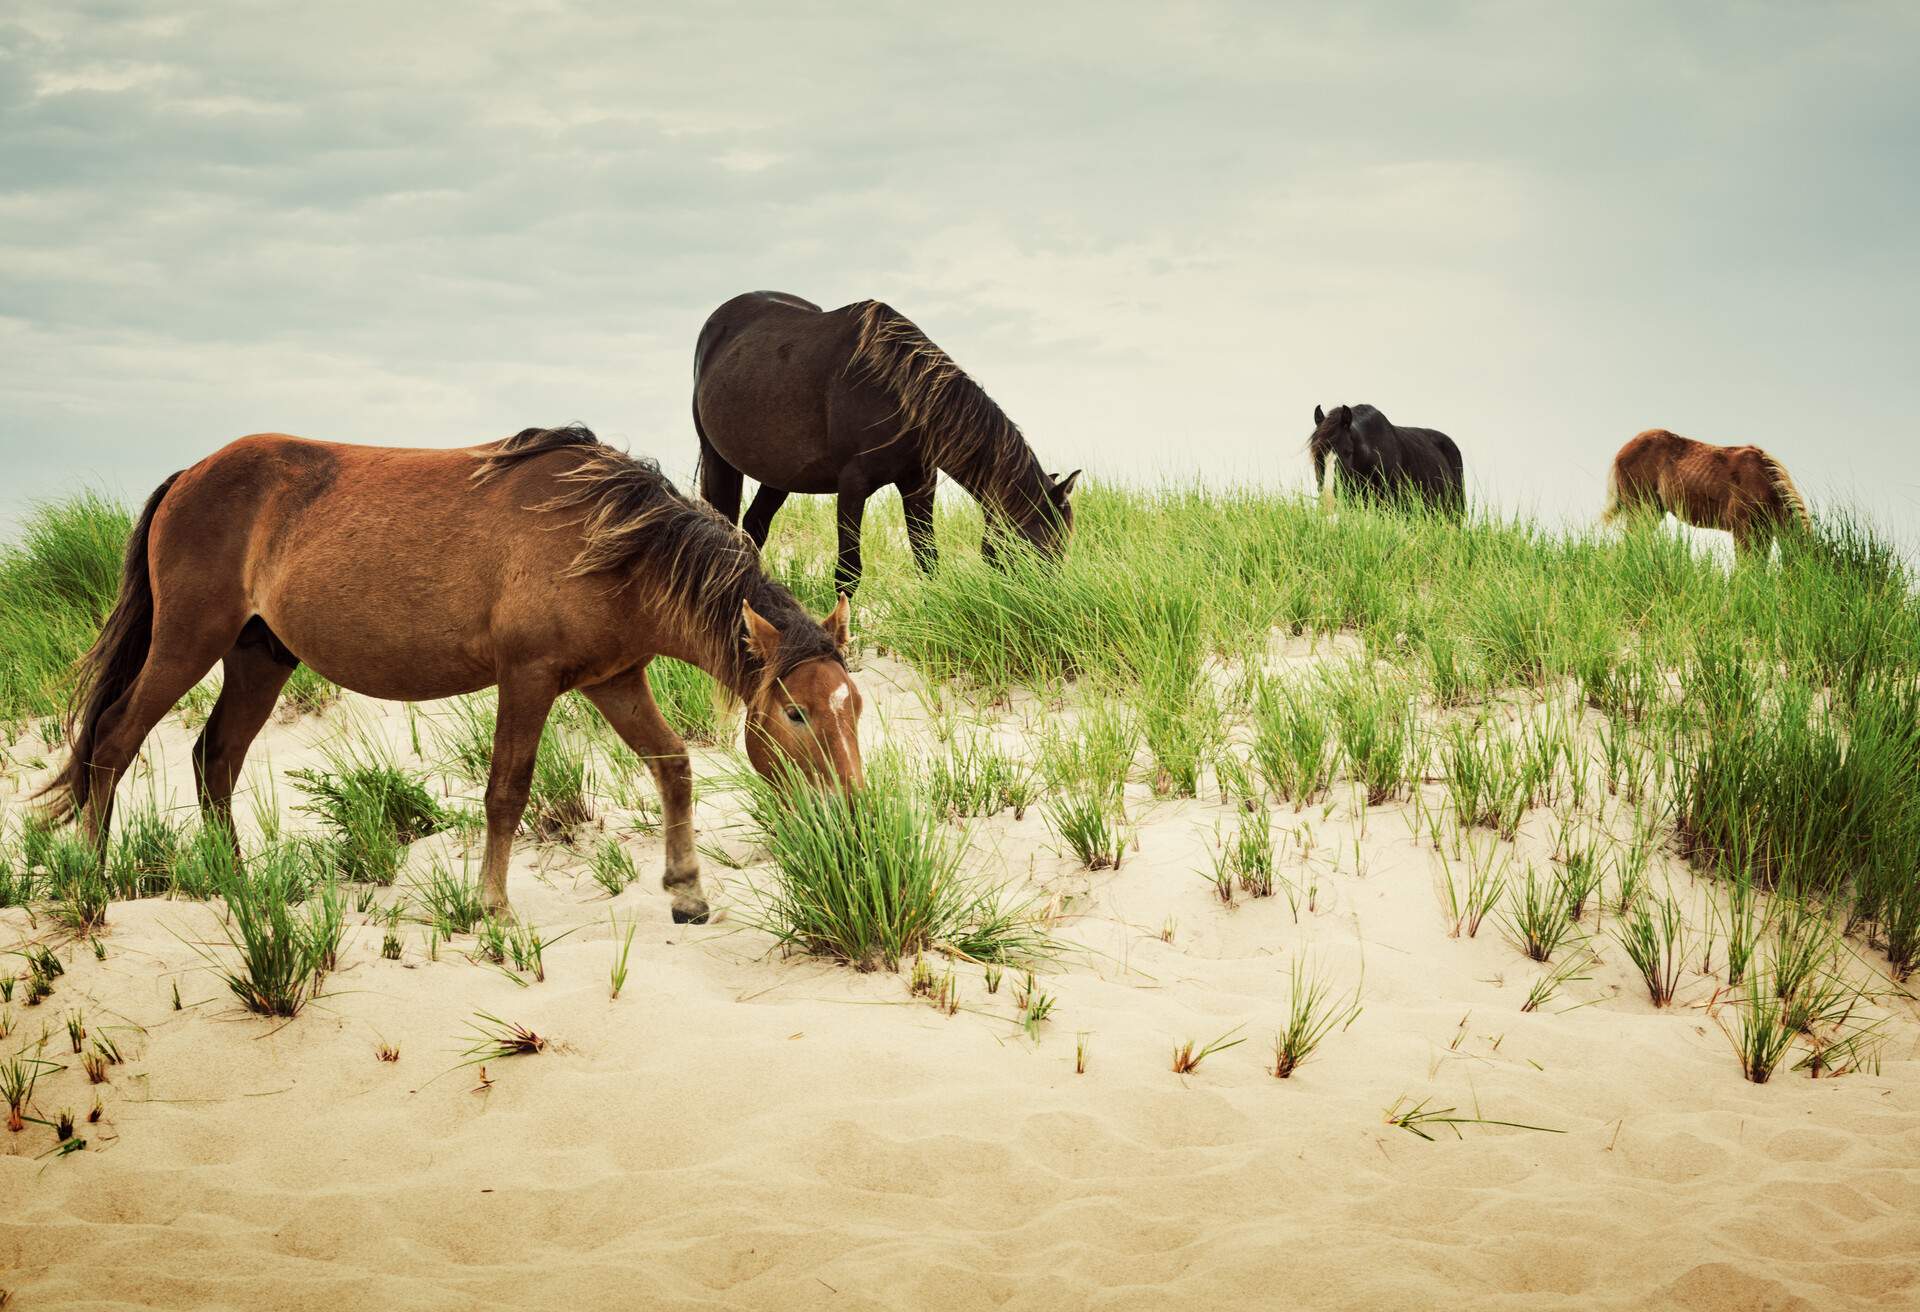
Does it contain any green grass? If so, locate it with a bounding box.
[648,656,729,744]
[193,841,341,1017]
[1614,890,1690,1007]
[1248,674,1335,807]
[924,733,1035,820]
[0,491,130,723]
[410,856,486,934]
[7,480,1920,986]
[291,741,446,885]
[1502,863,1579,963]
[1271,957,1360,1078]
[41,832,110,935]
[736,757,1050,972]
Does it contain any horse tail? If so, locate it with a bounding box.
[35,472,181,824]
[1601,456,1624,523]
[1759,450,1812,531]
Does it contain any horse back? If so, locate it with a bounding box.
[692,293,903,492]
[148,435,610,698]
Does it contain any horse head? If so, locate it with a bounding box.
[740,595,865,798]
[1311,404,1380,489]
[984,468,1080,568]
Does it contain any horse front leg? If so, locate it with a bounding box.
[479,675,559,919]
[741,484,790,549]
[899,471,938,575]
[579,667,706,924]
[834,472,874,595]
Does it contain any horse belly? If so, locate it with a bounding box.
[249,516,508,702]
[697,325,853,492]
[259,582,498,702]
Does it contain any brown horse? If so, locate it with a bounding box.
[37,426,864,922]
[692,291,1080,594]
[1603,428,1811,558]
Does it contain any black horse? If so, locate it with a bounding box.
[691,291,1080,594]
[1308,404,1465,516]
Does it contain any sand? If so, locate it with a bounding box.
[2,650,1917,1311]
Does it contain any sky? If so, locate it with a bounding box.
[3,1,1917,543]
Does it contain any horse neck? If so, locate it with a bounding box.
[937,427,1052,528]
[618,571,759,703]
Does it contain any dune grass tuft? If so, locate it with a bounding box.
[739,758,1049,972]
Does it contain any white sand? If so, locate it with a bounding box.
[3,652,1917,1310]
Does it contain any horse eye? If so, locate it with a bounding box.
[785,706,807,725]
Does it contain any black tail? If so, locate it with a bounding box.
[36,472,182,823]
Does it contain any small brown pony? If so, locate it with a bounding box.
[1603,428,1811,557]
[37,425,864,923]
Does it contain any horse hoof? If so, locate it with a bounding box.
[671,902,710,925]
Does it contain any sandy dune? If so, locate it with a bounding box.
[2,653,1917,1310]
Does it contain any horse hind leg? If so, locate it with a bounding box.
[695,420,745,526]
[740,484,790,548]
[80,610,247,853]
[192,619,298,846]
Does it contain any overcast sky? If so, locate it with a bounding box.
[3,2,1916,543]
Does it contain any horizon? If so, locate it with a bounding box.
[3,3,1916,548]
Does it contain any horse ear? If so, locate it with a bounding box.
[1314,405,1325,426]
[1336,405,1353,427]
[821,594,851,649]
[1054,469,1082,500]
[741,599,782,667]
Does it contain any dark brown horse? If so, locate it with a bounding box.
[1603,428,1810,558]
[1308,403,1465,516]
[692,291,1080,593]
[38,426,864,922]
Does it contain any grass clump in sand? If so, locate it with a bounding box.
[3,1046,61,1132]
[1502,863,1579,963]
[1613,890,1689,1007]
[292,732,446,883]
[194,843,344,1017]
[924,733,1035,820]
[1208,805,1280,904]
[1271,957,1360,1078]
[41,833,111,936]
[1171,1025,1246,1075]
[107,797,187,898]
[1039,702,1136,870]
[609,912,637,1000]
[410,856,485,934]
[458,1012,546,1065]
[738,757,1049,973]
[588,839,639,897]
[1247,674,1335,808]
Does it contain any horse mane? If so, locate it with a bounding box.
[844,301,1047,513]
[1757,450,1812,530]
[471,426,840,695]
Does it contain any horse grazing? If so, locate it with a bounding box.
[1603,428,1811,557]
[1309,404,1466,517]
[692,290,1081,593]
[37,426,864,923]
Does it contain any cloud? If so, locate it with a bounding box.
[1,1,1916,543]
